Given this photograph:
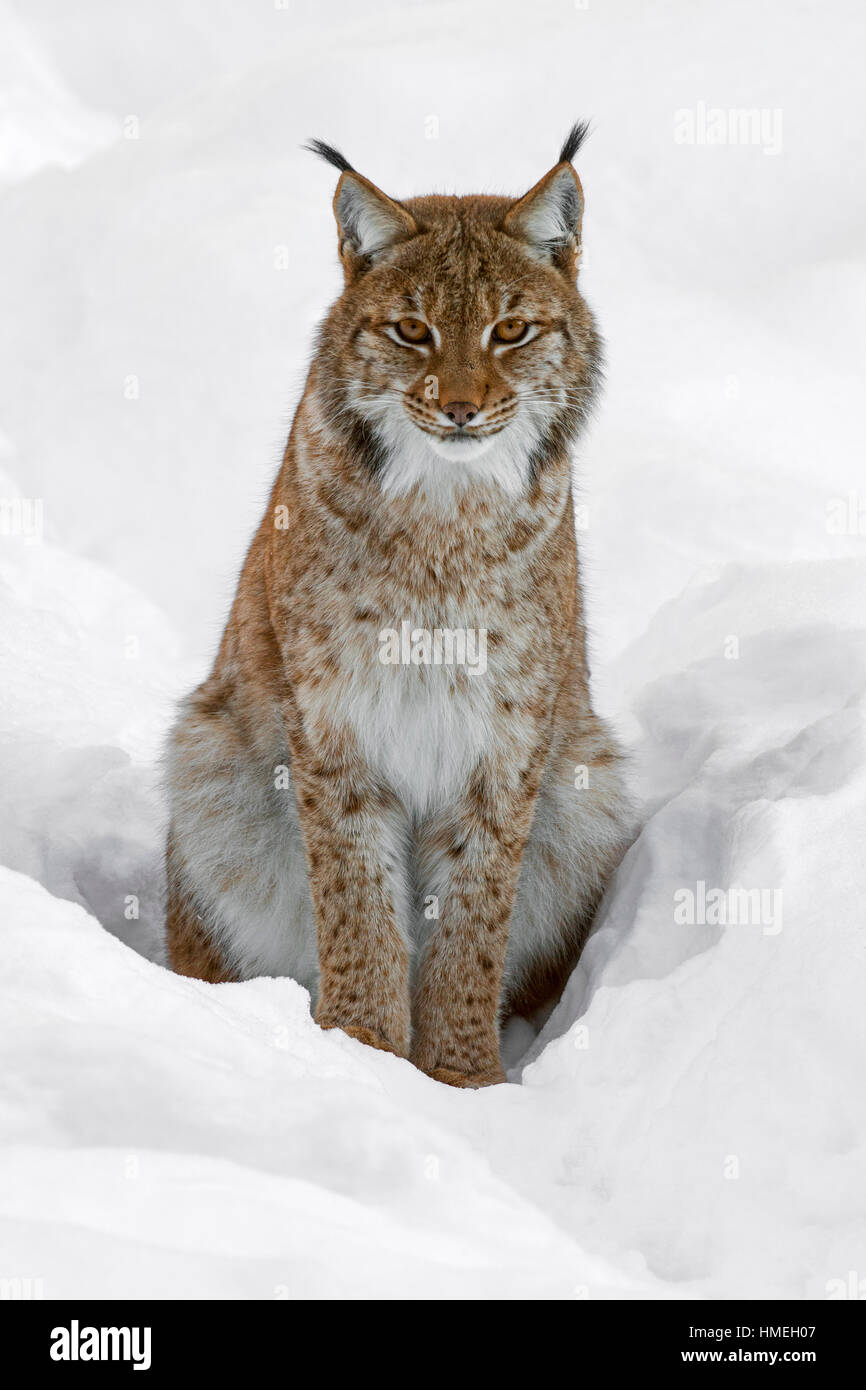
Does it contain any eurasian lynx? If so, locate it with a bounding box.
[164,125,632,1086]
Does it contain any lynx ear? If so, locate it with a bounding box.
[504,162,584,267]
[305,139,417,272]
[332,171,417,267]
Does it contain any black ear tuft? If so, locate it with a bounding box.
[303,139,355,174]
[558,121,591,165]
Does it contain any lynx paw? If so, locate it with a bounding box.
[320,1021,405,1058]
[426,1064,507,1089]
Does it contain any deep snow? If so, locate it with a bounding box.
[1,0,865,1299]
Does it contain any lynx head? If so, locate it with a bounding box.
[308,126,602,499]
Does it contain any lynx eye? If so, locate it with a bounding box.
[395,317,431,344]
[493,317,529,344]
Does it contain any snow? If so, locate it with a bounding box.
[1,0,865,1299]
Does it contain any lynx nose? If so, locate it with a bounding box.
[442,401,479,428]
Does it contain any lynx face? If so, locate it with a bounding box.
[312,142,602,498]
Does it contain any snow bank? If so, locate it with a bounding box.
[2,520,863,1296]
[1,0,864,1299]
[0,867,641,1299]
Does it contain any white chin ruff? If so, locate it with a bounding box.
[375,417,535,499]
[427,435,495,462]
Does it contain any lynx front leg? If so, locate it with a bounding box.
[412,761,543,1087]
[290,731,412,1058]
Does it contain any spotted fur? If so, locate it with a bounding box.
[164,129,633,1086]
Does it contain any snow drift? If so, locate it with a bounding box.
[1,0,865,1299]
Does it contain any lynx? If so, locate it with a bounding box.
[164,125,632,1087]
